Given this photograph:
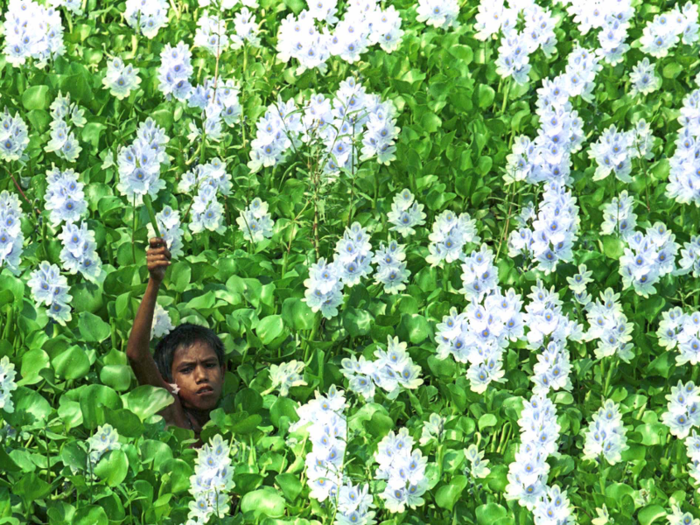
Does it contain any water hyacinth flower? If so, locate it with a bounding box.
[158,41,194,101]
[686,430,700,492]
[103,57,141,100]
[629,58,661,97]
[460,244,498,302]
[44,167,87,227]
[667,503,700,525]
[58,221,103,282]
[291,385,347,503]
[125,0,169,39]
[248,79,399,175]
[334,222,374,287]
[232,8,261,48]
[0,191,25,275]
[237,198,274,243]
[505,395,560,509]
[619,222,678,298]
[640,3,699,58]
[341,336,423,401]
[667,89,700,207]
[426,209,479,267]
[151,303,174,339]
[303,258,344,319]
[372,240,410,295]
[87,424,121,468]
[600,190,637,238]
[0,108,30,162]
[583,288,634,362]
[583,400,629,465]
[0,356,18,414]
[505,395,575,523]
[566,264,593,295]
[655,307,700,366]
[435,285,525,394]
[589,122,654,183]
[2,0,66,68]
[416,0,459,30]
[387,189,426,238]
[28,261,72,325]
[276,2,402,75]
[464,444,490,479]
[661,380,700,439]
[508,182,580,274]
[194,11,230,55]
[374,428,428,513]
[187,435,235,523]
[146,206,185,259]
[269,360,307,396]
[116,118,170,205]
[504,46,596,187]
[179,158,231,236]
[419,413,446,446]
[48,0,82,14]
[531,341,572,396]
[523,280,584,351]
[677,236,700,277]
[335,483,376,525]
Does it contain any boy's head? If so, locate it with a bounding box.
[154,323,225,411]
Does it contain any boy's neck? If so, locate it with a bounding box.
[186,407,212,428]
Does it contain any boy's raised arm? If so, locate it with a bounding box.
[126,238,172,390]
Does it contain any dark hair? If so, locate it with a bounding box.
[154,323,225,382]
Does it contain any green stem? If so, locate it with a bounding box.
[132,196,137,264]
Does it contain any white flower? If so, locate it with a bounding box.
[151,304,174,339]
[269,360,307,396]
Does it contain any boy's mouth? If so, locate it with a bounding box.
[196,386,215,395]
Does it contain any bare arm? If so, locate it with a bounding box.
[126,238,174,391]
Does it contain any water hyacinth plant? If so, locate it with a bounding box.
[1,0,700,523]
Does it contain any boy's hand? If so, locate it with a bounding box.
[147,237,171,284]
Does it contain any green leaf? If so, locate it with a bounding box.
[257,315,285,345]
[449,45,473,64]
[270,397,299,428]
[94,450,129,486]
[476,502,509,524]
[478,85,495,109]
[168,261,191,292]
[73,506,108,525]
[52,345,91,380]
[397,314,432,344]
[603,236,624,259]
[60,441,87,473]
[435,475,467,511]
[99,365,133,392]
[240,488,286,518]
[78,312,111,343]
[18,349,50,386]
[5,387,52,428]
[282,298,315,330]
[638,505,666,525]
[22,85,50,111]
[80,385,121,430]
[478,414,498,431]
[275,473,302,503]
[421,112,442,133]
[662,63,683,79]
[343,306,373,337]
[104,407,144,438]
[122,385,174,421]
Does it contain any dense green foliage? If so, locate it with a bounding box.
[0,0,699,524]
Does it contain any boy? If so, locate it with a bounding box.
[126,238,225,445]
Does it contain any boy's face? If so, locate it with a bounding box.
[171,341,224,411]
